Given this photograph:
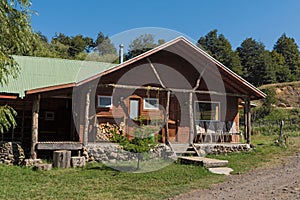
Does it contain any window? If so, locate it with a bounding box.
[98,96,112,108]
[45,111,55,121]
[143,98,159,110]
[195,101,220,121]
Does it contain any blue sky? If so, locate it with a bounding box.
[31,0,300,50]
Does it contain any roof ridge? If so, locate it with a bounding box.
[12,55,115,65]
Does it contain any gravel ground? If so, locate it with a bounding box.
[171,152,300,200]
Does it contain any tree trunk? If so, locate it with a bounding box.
[31,94,40,159]
[165,90,170,145]
[189,92,195,145]
[83,89,91,146]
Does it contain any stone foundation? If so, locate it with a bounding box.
[86,143,174,163]
[0,142,25,165]
[194,143,251,156]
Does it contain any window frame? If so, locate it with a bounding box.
[194,101,220,122]
[143,98,159,110]
[97,95,112,108]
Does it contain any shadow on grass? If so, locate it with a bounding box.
[84,162,139,173]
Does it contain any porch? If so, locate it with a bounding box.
[36,141,83,150]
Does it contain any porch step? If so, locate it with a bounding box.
[169,143,199,156]
[178,156,228,168]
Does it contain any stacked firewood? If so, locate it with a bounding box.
[96,122,125,141]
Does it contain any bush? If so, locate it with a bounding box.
[108,117,159,170]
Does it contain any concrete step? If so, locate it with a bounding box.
[178,156,228,168]
[208,167,233,175]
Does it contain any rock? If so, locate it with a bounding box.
[208,167,233,175]
[89,156,95,162]
[109,152,118,159]
[278,102,287,108]
[198,149,206,157]
[275,88,282,95]
[71,156,86,168]
[34,163,52,171]
[23,159,43,167]
[109,159,117,164]
[4,160,11,165]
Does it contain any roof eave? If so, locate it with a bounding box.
[178,38,267,100]
[26,83,75,95]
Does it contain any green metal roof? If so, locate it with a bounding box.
[1,56,117,98]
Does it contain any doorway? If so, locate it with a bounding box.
[129,99,140,119]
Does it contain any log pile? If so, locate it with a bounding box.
[0,142,25,165]
[96,122,125,141]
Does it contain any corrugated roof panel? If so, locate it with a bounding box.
[0,56,117,98]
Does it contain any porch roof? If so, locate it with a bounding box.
[1,56,116,98]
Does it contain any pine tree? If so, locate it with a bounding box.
[273,33,300,81]
[237,38,275,86]
[197,29,243,75]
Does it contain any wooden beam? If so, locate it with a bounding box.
[165,90,170,144]
[189,92,195,145]
[247,100,251,144]
[83,89,91,146]
[21,110,25,142]
[244,100,247,143]
[0,94,18,99]
[244,99,251,144]
[31,94,40,159]
[36,142,83,150]
[26,83,75,95]
[147,58,166,88]
[98,83,248,98]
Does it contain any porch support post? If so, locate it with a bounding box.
[165,90,170,144]
[83,89,91,146]
[189,92,195,145]
[31,94,40,159]
[244,98,251,144]
[243,102,247,142]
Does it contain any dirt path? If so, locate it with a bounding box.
[172,152,300,200]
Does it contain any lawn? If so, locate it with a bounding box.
[0,135,299,200]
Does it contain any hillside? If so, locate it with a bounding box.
[259,81,300,108]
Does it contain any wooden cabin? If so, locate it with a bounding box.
[0,37,265,159]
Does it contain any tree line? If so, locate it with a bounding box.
[22,29,300,87]
[198,30,300,86]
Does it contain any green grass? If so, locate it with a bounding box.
[0,135,299,200]
[0,161,224,200]
[208,134,300,174]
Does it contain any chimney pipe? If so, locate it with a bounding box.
[119,44,124,64]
